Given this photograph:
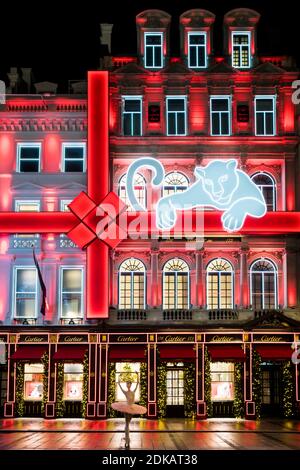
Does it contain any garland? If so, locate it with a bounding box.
[252,350,262,419]
[282,361,294,418]
[157,362,167,418]
[107,362,117,417]
[233,362,244,418]
[204,347,212,418]
[41,352,49,416]
[81,353,89,418]
[184,362,196,418]
[16,362,25,417]
[56,362,65,418]
[139,362,147,409]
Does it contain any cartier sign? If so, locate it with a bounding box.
[157,334,194,343]
[110,334,147,343]
[206,334,243,343]
[253,334,294,343]
[59,335,89,343]
[19,335,48,343]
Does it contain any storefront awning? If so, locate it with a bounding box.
[53,345,88,361]
[158,344,196,360]
[10,345,48,360]
[208,345,246,362]
[255,344,293,360]
[109,345,147,361]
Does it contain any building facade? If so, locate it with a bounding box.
[0,8,300,420]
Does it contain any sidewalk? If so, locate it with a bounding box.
[0,418,300,450]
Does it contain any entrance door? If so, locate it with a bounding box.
[166,363,184,417]
[261,363,281,416]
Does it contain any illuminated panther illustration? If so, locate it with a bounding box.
[125,157,267,232]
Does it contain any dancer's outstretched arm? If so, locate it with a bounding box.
[118,376,127,395]
[133,373,139,393]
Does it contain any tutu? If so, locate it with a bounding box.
[111,402,147,415]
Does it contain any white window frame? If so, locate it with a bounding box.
[210,96,232,136]
[118,258,146,310]
[251,172,276,212]
[62,143,86,172]
[188,31,207,69]
[166,96,187,136]
[60,200,72,212]
[254,95,276,136]
[59,266,84,319]
[249,258,278,310]
[13,266,38,319]
[15,200,40,239]
[144,32,164,69]
[17,143,41,173]
[118,173,146,211]
[206,259,234,309]
[162,259,190,310]
[231,31,251,69]
[122,96,143,136]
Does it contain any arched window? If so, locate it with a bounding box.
[207,259,233,309]
[118,173,146,211]
[163,258,190,309]
[118,258,146,309]
[163,172,189,197]
[250,259,277,310]
[251,172,276,211]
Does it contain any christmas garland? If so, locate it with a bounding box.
[157,362,167,418]
[204,347,212,418]
[107,362,117,417]
[282,361,294,418]
[41,352,49,416]
[252,350,262,419]
[184,362,196,418]
[139,362,147,409]
[233,362,244,418]
[81,353,89,418]
[16,362,25,417]
[56,362,65,418]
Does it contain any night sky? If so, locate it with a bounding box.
[0,0,298,91]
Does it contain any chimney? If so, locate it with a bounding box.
[100,23,113,54]
[7,67,19,93]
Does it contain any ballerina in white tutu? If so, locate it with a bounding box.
[111,372,147,449]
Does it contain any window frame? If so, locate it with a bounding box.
[13,266,38,319]
[118,173,146,211]
[118,258,146,310]
[62,142,86,173]
[162,258,190,310]
[59,266,84,319]
[187,31,207,69]
[166,96,187,136]
[17,143,41,173]
[210,96,232,136]
[254,95,276,137]
[251,172,276,212]
[231,31,251,69]
[163,171,189,197]
[249,258,278,310]
[144,32,164,69]
[122,96,143,137]
[206,258,234,309]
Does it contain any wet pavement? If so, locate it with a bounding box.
[0,418,300,450]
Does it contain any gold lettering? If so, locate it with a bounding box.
[63,336,84,342]
[24,336,45,342]
[260,335,282,342]
[117,336,139,342]
[211,335,235,342]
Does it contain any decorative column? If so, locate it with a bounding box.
[148,338,157,417]
[98,336,108,418]
[87,336,98,418]
[196,337,205,419]
[244,335,255,418]
[150,247,159,308]
[45,336,56,418]
[283,245,297,308]
[4,338,16,417]
[285,156,296,211]
[240,245,249,308]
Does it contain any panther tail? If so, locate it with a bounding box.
[126,157,165,211]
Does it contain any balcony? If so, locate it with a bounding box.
[10,236,40,250]
[60,318,84,325]
[208,310,239,321]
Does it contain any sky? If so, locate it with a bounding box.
[0,0,298,90]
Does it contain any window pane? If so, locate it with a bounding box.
[64,160,84,172]
[168,113,176,135]
[24,363,43,401]
[212,99,228,112]
[146,35,161,45]
[168,99,185,111]
[177,113,185,135]
[221,113,229,135]
[20,161,39,172]
[20,147,40,159]
[133,114,141,136]
[256,99,273,112]
[64,363,83,400]
[211,113,220,135]
[256,113,264,134]
[265,113,274,135]
[190,34,204,45]
[189,47,197,67]
[124,100,141,112]
[154,47,162,67]
[17,269,36,292]
[64,147,84,159]
[63,269,82,291]
[145,48,153,67]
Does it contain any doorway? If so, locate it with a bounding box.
[261,362,282,416]
[166,362,184,417]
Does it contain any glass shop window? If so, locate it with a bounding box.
[24,363,43,400]
[115,362,141,402]
[63,363,83,401]
[210,362,234,401]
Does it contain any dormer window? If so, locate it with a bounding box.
[188,32,207,68]
[232,32,251,68]
[144,32,163,69]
